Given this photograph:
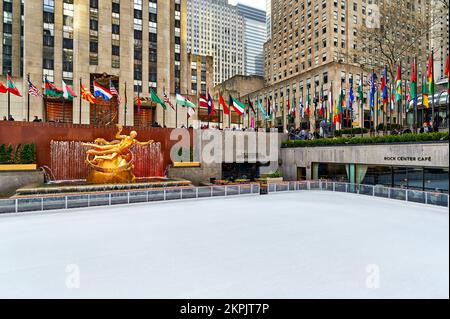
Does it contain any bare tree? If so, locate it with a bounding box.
[350,0,432,80]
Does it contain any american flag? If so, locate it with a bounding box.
[109,80,121,104]
[163,91,175,110]
[367,77,379,91]
[28,79,43,98]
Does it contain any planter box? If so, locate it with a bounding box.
[173,162,201,168]
[266,177,283,183]
[0,164,37,171]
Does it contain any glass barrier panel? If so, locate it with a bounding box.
[110,192,129,205]
[226,186,239,196]
[275,183,289,192]
[67,195,89,209]
[427,192,449,207]
[334,183,347,192]
[252,184,261,194]
[129,191,147,204]
[198,187,213,198]
[358,185,373,196]
[326,182,334,191]
[240,185,252,195]
[148,190,165,202]
[17,198,42,212]
[181,188,197,199]
[374,186,389,198]
[310,181,321,190]
[289,182,297,191]
[407,190,426,204]
[267,184,276,193]
[89,194,110,207]
[212,186,226,197]
[346,184,359,194]
[165,189,182,201]
[390,188,407,201]
[0,199,16,214]
[43,197,66,211]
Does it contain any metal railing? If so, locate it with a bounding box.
[267,181,449,208]
[0,184,261,215]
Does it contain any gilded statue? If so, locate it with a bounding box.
[82,124,153,184]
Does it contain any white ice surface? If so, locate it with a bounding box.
[0,191,448,299]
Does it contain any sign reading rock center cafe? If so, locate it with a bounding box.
[383,156,432,162]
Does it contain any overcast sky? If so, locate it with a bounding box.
[228,0,266,11]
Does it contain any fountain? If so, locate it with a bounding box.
[15,125,191,196]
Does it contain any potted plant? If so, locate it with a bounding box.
[0,143,37,171]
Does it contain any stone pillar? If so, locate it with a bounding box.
[73,0,91,124]
[53,0,63,87]
[97,0,112,73]
[0,0,3,75]
[153,0,172,126]
[11,0,21,77]
[24,0,44,120]
[141,0,149,96]
[119,0,134,126]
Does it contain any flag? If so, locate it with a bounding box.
[257,99,268,119]
[299,96,304,118]
[219,95,230,115]
[445,54,449,93]
[199,95,208,108]
[28,79,43,98]
[427,53,434,96]
[305,93,311,116]
[81,84,96,104]
[337,82,345,114]
[268,97,273,120]
[395,65,402,102]
[176,93,196,108]
[186,96,196,118]
[150,89,167,110]
[422,77,429,109]
[93,82,113,101]
[0,82,8,94]
[110,80,121,104]
[62,80,77,101]
[163,91,175,110]
[381,66,388,108]
[7,73,22,97]
[357,77,363,102]
[348,78,354,111]
[207,93,215,116]
[230,96,246,116]
[369,71,377,108]
[45,77,63,97]
[288,98,295,120]
[390,84,395,113]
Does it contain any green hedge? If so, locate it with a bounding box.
[282,132,449,148]
[335,128,369,136]
[0,143,36,164]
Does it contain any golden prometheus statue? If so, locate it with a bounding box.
[82,124,153,184]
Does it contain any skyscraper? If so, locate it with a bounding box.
[266,0,271,40]
[187,0,245,85]
[0,0,209,128]
[237,4,266,77]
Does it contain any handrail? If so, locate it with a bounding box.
[266,180,449,208]
[0,184,261,215]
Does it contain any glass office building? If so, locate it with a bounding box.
[236,4,266,77]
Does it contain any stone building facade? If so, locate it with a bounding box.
[239,0,432,132]
[0,0,212,128]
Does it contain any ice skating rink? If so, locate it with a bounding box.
[0,191,448,299]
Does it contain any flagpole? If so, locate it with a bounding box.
[124,82,127,127]
[27,73,31,122]
[79,78,82,124]
[186,91,189,128]
[414,57,418,134]
[62,95,65,124]
[431,50,435,128]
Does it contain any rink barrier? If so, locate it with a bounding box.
[0,184,261,215]
[266,181,449,208]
